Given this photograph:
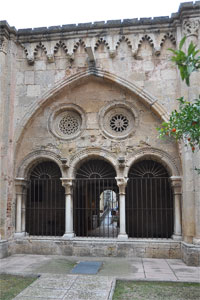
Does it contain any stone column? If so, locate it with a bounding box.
[116,178,128,239]
[171,176,182,241]
[61,178,75,239]
[14,178,27,238]
[193,156,200,245]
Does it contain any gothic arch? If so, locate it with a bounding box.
[125,147,181,177]
[14,67,170,151]
[16,150,63,179]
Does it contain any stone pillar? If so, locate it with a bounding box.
[171,176,182,241]
[116,178,128,239]
[14,178,27,238]
[193,155,200,245]
[61,178,75,239]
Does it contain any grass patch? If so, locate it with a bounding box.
[113,280,200,300]
[0,274,37,300]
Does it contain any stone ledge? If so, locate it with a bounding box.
[0,240,9,259]
[10,238,181,259]
[181,242,200,266]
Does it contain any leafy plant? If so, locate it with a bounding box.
[168,36,200,86]
[157,37,200,156]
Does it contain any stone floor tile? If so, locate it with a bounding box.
[16,287,67,299]
[63,289,109,300]
[30,277,76,289]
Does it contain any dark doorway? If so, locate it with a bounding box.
[126,160,173,238]
[26,161,65,236]
[73,159,119,237]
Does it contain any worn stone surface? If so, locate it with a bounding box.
[0,2,200,266]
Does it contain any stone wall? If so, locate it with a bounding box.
[0,1,200,264]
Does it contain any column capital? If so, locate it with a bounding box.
[15,178,28,193]
[170,176,182,194]
[115,177,128,194]
[61,178,74,194]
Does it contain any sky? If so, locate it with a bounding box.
[0,0,195,29]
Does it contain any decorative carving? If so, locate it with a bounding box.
[54,40,68,55]
[58,113,80,135]
[48,103,85,141]
[94,38,110,50]
[99,101,139,140]
[61,178,73,194]
[138,35,154,48]
[110,114,129,132]
[183,19,200,37]
[15,178,28,193]
[73,39,86,53]
[68,147,117,177]
[47,54,54,63]
[170,176,182,194]
[27,55,34,65]
[115,177,128,194]
[21,42,48,65]
[16,150,62,178]
[33,42,47,57]
[116,36,132,49]
[0,37,8,54]
[126,147,181,177]
[160,32,176,47]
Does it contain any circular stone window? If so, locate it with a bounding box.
[49,105,85,140]
[99,102,138,139]
[110,114,129,132]
[58,114,79,135]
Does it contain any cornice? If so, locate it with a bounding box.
[0,1,199,42]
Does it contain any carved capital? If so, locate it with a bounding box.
[109,50,116,58]
[27,55,35,65]
[170,176,182,194]
[115,177,128,194]
[154,47,161,56]
[47,54,55,63]
[15,178,28,194]
[183,19,200,37]
[61,178,74,194]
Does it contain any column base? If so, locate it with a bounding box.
[172,234,182,241]
[14,232,27,239]
[62,233,75,239]
[118,234,128,240]
[193,238,200,245]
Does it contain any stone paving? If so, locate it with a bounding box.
[0,254,199,299]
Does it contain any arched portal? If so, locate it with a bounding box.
[73,159,119,237]
[26,161,65,236]
[126,160,173,238]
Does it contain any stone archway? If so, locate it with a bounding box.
[26,160,65,236]
[73,158,119,238]
[126,159,173,238]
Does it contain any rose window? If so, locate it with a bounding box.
[49,107,83,140]
[110,114,129,132]
[99,102,138,140]
[59,115,79,135]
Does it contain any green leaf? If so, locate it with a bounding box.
[179,36,187,50]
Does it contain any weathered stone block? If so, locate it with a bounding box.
[25,71,34,85]
[27,85,41,97]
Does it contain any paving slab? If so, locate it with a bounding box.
[0,254,199,300]
[13,274,113,300]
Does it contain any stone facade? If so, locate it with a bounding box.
[0,2,200,265]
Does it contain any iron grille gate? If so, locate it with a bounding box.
[26,178,65,236]
[126,177,173,238]
[73,178,119,238]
